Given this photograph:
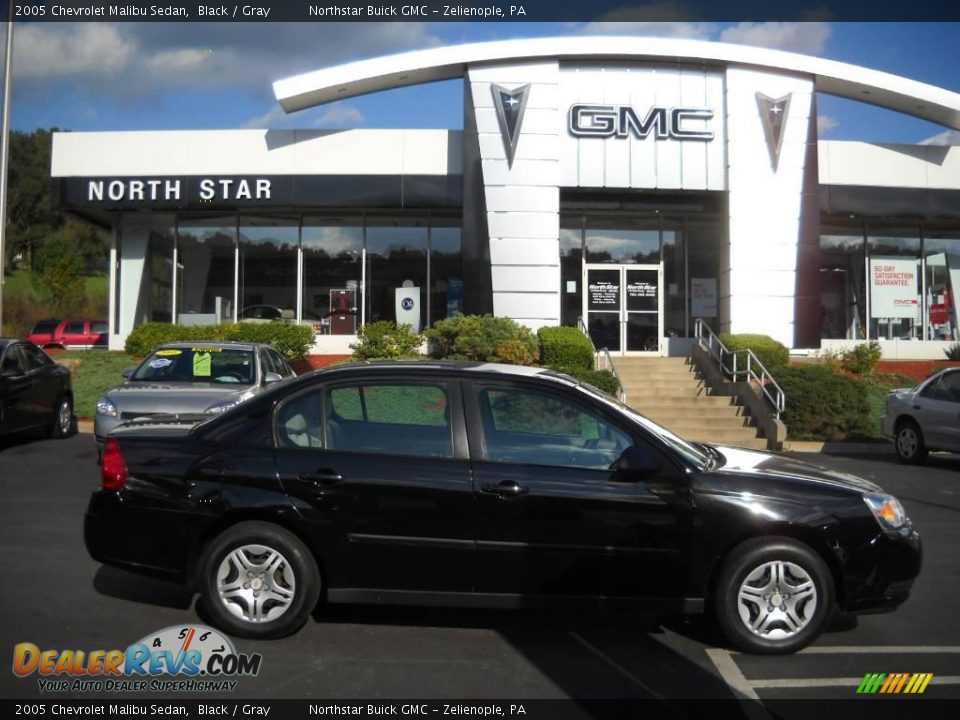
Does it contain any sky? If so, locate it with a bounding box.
[3,20,959,145]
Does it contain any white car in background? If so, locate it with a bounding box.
[882,368,960,463]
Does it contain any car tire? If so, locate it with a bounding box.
[895,420,927,465]
[714,537,834,655]
[199,521,320,639]
[49,395,75,439]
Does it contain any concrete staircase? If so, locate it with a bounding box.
[613,357,769,451]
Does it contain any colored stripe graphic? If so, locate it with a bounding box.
[857,673,933,694]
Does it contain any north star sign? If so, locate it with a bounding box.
[568,104,714,140]
[86,177,272,202]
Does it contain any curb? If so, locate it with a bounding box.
[783,441,894,454]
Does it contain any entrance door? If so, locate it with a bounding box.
[584,264,663,355]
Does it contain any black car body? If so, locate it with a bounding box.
[84,362,921,653]
[0,338,75,441]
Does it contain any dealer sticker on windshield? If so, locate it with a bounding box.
[193,352,212,377]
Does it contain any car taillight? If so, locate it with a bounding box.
[101,437,129,490]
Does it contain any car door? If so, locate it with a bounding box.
[18,343,59,422]
[914,371,960,451]
[273,376,475,594]
[60,320,86,349]
[465,379,692,600]
[0,345,33,433]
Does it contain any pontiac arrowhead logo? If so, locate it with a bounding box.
[491,84,530,168]
[756,92,791,172]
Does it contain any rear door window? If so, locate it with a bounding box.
[326,382,453,458]
[65,321,85,335]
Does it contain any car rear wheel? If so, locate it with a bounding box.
[895,420,927,464]
[49,395,74,438]
[200,522,320,639]
[714,537,833,654]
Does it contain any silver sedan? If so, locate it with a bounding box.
[882,368,960,463]
[94,341,296,445]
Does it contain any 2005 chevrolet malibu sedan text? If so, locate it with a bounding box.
[84,361,921,654]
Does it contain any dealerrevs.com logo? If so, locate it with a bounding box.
[12,625,262,693]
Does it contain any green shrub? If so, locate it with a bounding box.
[945,342,960,361]
[547,365,621,396]
[841,340,882,376]
[425,315,539,365]
[125,322,314,360]
[350,321,422,360]
[777,365,873,441]
[719,333,790,373]
[538,326,595,371]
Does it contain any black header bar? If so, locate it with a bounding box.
[4,0,960,22]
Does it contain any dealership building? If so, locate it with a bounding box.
[50,37,960,357]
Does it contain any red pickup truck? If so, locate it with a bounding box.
[26,319,108,350]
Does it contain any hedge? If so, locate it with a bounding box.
[424,315,539,365]
[548,365,621,396]
[350,321,422,360]
[719,333,790,373]
[125,322,314,361]
[538,326,595,371]
[777,364,873,441]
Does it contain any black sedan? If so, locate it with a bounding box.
[0,338,74,441]
[84,361,921,654]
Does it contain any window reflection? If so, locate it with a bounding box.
[430,219,463,325]
[924,230,960,341]
[302,218,363,335]
[238,217,298,324]
[176,218,236,324]
[366,219,428,331]
[820,226,866,340]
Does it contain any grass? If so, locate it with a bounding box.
[4,269,108,300]
[59,351,138,419]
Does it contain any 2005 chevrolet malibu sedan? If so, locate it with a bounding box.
[85,361,921,654]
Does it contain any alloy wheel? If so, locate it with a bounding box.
[216,544,297,623]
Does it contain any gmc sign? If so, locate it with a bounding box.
[569,104,714,140]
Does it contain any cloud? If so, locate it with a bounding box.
[243,102,365,129]
[920,129,960,145]
[817,114,838,135]
[719,22,831,55]
[15,23,138,79]
[581,3,712,38]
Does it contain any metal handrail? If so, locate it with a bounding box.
[577,316,627,403]
[693,318,786,418]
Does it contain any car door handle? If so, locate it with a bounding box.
[299,469,344,486]
[481,481,529,497]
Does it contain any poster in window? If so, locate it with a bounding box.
[869,257,918,319]
[691,278,717,318]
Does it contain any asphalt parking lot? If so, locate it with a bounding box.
[1,433,958,710]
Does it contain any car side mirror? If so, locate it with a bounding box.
[613,445,663,479]
[121,368,134,379]
[263,372,283,384]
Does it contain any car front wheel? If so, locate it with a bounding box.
[49,395,74,438]
[895,420,927,464]
[714,537,834,654]
[200,522,320,639]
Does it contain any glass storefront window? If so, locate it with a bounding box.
[238,217,298,324]
[366,219,428,332]
[430,218,463,325]
[820,225,866,340]
[559,219,583,328]
[302,217,363,336]
[117,215,175,335]
[867,226,920,340]
[585,217,659,264]
[146,229,174,324]
[661,217,686,337]
[686,220,723,331]
[176,218,236,325]
[923,230,960,340]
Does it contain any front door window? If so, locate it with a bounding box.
[585,264,663,355]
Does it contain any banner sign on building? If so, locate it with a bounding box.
[870,257,918,319]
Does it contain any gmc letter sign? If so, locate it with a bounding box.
[569,105,714,140]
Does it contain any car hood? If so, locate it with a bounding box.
[711,445,883,495]
[104,382,257,414]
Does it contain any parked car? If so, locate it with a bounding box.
[85,361,921,653]
[239,305,295,323]
[26,318,108,350]
[93,341,296,446]
[882,367,960,463]
[0,338,74,441]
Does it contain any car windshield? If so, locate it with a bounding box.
[131,347,256,385]
[573,381,712,470]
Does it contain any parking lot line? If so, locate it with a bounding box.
[705,649,774,720]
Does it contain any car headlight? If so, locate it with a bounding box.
[96,397,118,417]
[863,493,910,534]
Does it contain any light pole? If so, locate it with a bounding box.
[0,6,14,333]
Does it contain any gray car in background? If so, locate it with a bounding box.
[882,367,960,464]
[94,341,296,445]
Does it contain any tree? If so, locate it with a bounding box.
[6,129,62,270]
[31,233,85,314]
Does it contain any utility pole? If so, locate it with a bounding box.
[0,5,13,333]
